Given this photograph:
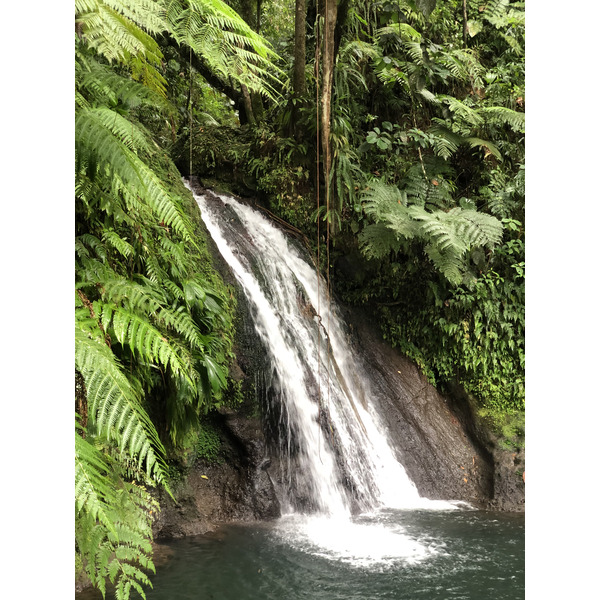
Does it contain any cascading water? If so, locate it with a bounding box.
[189,185,463,566]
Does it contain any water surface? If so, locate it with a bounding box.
[101,509,524,600]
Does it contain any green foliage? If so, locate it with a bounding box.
[74,0,283,596]
[227,0,525,424]
[75,0,168,95]
[359,179,503,286]
[165,0,285,99]
[357,216,524,416]
[244,127,313,228]
[193,422,223,463]
[75,461,159,600]
[75,322,168,483]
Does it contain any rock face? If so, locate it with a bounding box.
[343,307,524,511]
[153,409,280,539]
[445,383,525,511]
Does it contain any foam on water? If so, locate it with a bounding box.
[273,514,438,568]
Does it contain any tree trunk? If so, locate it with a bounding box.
[257,0,262,33]
[293,0,307,98]
[240,83,256,126]
[320,0,337,178]
[462,0,468,47]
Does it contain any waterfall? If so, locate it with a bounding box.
[189,185,459,521]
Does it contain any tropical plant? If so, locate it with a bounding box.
[74,0,282,597]
[359,179,503,286]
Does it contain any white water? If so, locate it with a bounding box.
[190,186,462,565]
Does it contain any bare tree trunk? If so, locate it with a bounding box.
[462,0,468,47]
[257,0,262,33]
[293,0,307,98]
[320,0,337,178]
[240,83,256,126]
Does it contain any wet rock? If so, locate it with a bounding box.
[345,305,524,511]
[153,410,280,540]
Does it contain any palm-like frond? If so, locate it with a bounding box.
[75,322,168,482]
[165,0,284,99]
[359,181,504,285]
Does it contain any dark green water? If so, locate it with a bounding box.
[79,508,524,599]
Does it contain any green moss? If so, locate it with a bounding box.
[193,423,222,463]
[478,406,525,451]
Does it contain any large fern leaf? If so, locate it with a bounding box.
[75,430,118,532]
[359,181,504,285]
[76,107,194,241]
[165,0,284,99]
[478,106,525,133]
[75,323,168,482]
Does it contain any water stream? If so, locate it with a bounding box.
[189,187,477,562]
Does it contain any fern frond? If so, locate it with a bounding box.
[166,0,284,99]
[359,223,405,259]
[437,95,484,126]
[76,475,159,600]
[77,54,174,115]
[440,48,484,87]
[102,229,135,259]
[465,136,502,160]
[428,125,462,160]
[75,431,118,530]
[422,241,465,286]
[76,108,194,241]
[359,181,504,285]
[75,323,167,481]
[101,302,196,382]
[77,234,108,261]
[478,106,525,133]
[377,23,422,43]
[455,207,504,249]
[404,41,424,65]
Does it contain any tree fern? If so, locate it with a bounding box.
[76,51,174,116]
[76,0,168,94]
[359,223,406,259]
[359,180,503,285]
[75,320,168,482]
[165,0,284,99]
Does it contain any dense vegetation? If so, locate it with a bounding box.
[74,0,524,597]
